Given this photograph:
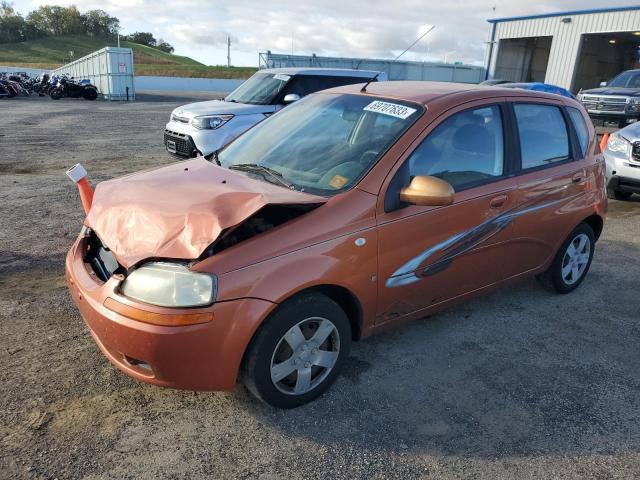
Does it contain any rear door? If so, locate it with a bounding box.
[376,101,520,323]
[502,99,591,279]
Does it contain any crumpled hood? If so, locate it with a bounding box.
[85,158,325,269]
[172,99,275,118]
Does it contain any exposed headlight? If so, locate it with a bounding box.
[576,93,583,102]
[121,262,217,307]
[190,114,234,130]
[605,133,631,157]
[627,97,640,112]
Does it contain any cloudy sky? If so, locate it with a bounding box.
[10,0,637,66]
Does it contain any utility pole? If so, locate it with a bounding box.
[227,36,231,67]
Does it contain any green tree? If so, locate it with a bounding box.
[122,31,156,47]
[156,38,174,53]
[81,9,119,38]
[0,1,26,43]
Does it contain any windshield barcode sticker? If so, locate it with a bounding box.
[363,101,417,119]
[273,74,291,82]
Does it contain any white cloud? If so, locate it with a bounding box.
[13,0,639,66]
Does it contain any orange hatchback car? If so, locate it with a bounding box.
[66,82,606,408]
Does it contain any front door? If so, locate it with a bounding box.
[376,102,518,323]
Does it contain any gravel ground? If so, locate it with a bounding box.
[1,93,640,480]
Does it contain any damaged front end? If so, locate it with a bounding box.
[200,203,319,258]
[68,159,325,299]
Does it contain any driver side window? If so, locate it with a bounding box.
[407,105,505,190]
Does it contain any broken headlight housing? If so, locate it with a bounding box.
[190,114,234,130]
[121,262,217,307]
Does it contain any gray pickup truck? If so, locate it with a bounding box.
[577,69,640,129]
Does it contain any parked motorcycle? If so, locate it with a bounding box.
[50,76,98,100]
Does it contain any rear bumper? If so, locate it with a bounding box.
[65,238,275,391]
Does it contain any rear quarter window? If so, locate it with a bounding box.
[514,104,570,170]
[567,107,589,157]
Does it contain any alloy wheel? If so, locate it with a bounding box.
[561,233,591,285]
[270,317,340,395]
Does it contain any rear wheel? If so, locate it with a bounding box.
[537,223,595,294]
[243,293,351,408]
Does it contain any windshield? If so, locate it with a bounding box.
[608,71,640,88]
[219,93,423,196]
[224,72,290,105]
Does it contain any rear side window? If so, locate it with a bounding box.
[567,107,589,156]
[285,75,372,97]
[514,104,570,169]
[407,105,505,190]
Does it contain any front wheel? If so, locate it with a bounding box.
[537,223,595,294]
[607,188,633,201]
[50,88,63,100]
[83,88,97,100]
[243,293,351,408]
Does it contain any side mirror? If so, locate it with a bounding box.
[283,93,300,104]
[600,81,607,87]
[399,175,455,207]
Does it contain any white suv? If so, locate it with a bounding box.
[604,123,640,200]
[164,67,386,158]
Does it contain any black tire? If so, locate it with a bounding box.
[607,188,633,201]
[243,293,351,409]
[83,88,97,100]
[50,89,63,100]
[536,223,595,294]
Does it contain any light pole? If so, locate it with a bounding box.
[443,50,456,63]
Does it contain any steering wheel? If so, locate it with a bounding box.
[359,149,379,166]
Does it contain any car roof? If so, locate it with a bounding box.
[259,67,380,78]
[325,80,576,105]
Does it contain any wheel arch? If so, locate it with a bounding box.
[238,283,364,381]
[582,214,604,241]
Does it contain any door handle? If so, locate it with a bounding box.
[572,173,584,183]
[489,195,508,209]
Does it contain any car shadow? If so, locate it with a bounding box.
[233,237,640,459]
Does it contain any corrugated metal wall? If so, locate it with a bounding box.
[52,47,135,101]
[490,9,640,90]
[260,52,485,84]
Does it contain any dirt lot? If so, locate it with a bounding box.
[1,93,640,480]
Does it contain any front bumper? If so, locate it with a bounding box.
[604,151,640,193]
[164,128,198,158]
[585,111,640,127]
[65,237,276,391]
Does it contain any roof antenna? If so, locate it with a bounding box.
[360,72,381,92]
[361,24,436,93]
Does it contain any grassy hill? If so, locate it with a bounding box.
[0,34,257,79]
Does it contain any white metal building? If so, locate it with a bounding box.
[52,47,135,101]
[485,6,640,92]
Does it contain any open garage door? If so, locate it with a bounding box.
[573,32,640,92]
[494,36,552,83]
